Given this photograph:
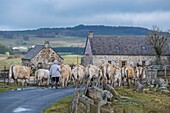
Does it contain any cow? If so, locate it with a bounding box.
[85,64,102,88]
[71,64,85,86]
[122,65,135,85]
[113,67,122,87]
[8,65,32,86]
[100,63,117,86]
[136,66,147,80]
[60,64,72,88]
[35,69,50,86]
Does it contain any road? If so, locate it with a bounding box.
[0,86,74,113]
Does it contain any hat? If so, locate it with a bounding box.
[54,60,58,64]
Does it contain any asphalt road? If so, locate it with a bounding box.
[0,87,74,113]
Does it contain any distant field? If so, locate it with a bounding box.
[0,55,82,70]
[0,35,86,48]
[62,55,83,64]
[0,58,21,70]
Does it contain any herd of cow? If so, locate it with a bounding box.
[8,63,148,88]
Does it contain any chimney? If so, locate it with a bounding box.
[44,41,50,48]
[88,31,93,39]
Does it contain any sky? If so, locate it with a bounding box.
[0,0,170,31]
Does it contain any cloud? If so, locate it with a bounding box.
[0,0,170,30]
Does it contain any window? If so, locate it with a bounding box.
[141,45,146,50]
[121,61,126,67]
[114,46,120,54]
[142,61,146,66]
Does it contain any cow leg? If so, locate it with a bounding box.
[66,77,68,87]
[15,79,18,86]
[62,78,65,88]
[21,79,24,86]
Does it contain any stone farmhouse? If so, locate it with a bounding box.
[22,41,64,68]
[82,32,170,67]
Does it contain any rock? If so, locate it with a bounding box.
[135,81,144,92]
[86,86,113,106]
[161,90,170,93]
[103,84,121,100]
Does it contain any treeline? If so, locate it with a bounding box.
[53,47,84,55]
[0,44,12,54]
[0,24,158,38]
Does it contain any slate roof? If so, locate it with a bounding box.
[88,36,170,55]
[22,45,44,60]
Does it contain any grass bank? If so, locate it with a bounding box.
[0,83,19,93]
[44,96,72,113]
[44,87,170,113]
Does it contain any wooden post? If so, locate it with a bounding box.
[77,55,78,65]
[164,65,167,79]
[164,65,168,84]
[3,65,6,85]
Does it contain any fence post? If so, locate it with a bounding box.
[77,57,79,64]
[3,65,6,85]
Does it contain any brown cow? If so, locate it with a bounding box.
[122,65,135,84]
[9,65,32,86]
[60,64,71,88]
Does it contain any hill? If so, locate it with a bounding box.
[0,25,158,38]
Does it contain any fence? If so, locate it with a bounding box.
[0,62,21,84]
[147,65,170,82]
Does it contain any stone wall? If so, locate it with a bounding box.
[82,55,93,66]
[84,55,170,67]
[30,47,63,67]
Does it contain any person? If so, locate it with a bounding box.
[49,60,61,89]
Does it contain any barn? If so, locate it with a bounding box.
[82,32,170,67]
[22,41,64,68]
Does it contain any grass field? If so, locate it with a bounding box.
[0,35,86,48]
[0,57,21,70]
[0,55,82,70]
[62,55,83,64]
[44,87,170,113]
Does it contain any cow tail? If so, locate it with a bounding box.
[8,65,14,85]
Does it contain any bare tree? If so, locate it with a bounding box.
[147,26,167,64]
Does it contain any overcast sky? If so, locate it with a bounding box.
[0,0,170,31]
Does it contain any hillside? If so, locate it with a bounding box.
[0,25,156,38]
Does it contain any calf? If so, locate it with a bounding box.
[35,69,50,86]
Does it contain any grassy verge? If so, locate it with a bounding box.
[44,96,72,113]
[44,87,170,113]
[0,82,19,93]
